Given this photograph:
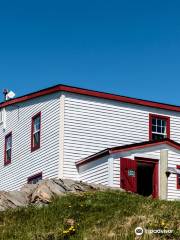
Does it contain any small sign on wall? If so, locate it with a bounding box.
[128,169,135,177]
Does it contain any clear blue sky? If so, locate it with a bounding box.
[0,0,180,104]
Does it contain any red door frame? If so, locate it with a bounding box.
[134,157,159,198]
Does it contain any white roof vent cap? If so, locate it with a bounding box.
[6,90,16,100]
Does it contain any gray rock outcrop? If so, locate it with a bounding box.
[0,179,114,211]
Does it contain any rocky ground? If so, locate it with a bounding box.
[0,179,113,211]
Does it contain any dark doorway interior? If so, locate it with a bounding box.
[137,162,154,197]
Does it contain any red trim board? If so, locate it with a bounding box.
[76,138,180,166]
[1,84,180,112]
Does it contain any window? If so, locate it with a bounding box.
[4,132,12,165]
[149,114,170,141]
[31,112,41,152]
[27,172,42,184]
[177,166,180,190]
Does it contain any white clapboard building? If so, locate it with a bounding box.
[0,84,180,200]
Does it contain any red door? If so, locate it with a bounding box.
[120,158,137,193]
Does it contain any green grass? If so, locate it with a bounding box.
[0,190,179,240]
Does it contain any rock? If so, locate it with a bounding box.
[30,179,66,204]
[0,178,122,211]
[65,218,75,226]
[20,183,37,196]
[0,191,28,211]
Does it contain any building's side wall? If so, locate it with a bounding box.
[167,149,180,200]
[78,156,109,185]
[63,92,180,179]
[0,93,61,191]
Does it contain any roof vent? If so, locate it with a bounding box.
[3,89,16,101]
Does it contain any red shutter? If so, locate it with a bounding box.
[120,158,137,193]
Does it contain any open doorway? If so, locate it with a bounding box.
[135,157,159,198]
[137,162,154,197]
[120,157,159,198]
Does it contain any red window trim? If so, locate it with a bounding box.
[177,165,180,190]
[4,132,12,166]
[149,114,170,141]
[31,112,41,152]
[27,172,42,184]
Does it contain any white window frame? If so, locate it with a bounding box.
[152,118,167,138]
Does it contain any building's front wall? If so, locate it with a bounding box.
[78,145,180,200]
[63,92,180,180]
[113,146,180,200]
[112,147,161,189]
[0,93,61,191]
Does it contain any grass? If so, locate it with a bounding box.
[0,190,179,240]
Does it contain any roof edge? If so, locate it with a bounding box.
[76,138,180,166]
[0,85,61,108]
[76,148,110,167]
[1,84,180,112]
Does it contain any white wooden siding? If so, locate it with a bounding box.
[1,88,180,199]
[113,157,120,187]
[112,147,161,188]
[112,145,180,200]
[0,93,61,191]
[79,145,180,200]
[63,92,180,180]
[78,156,109,185]
[167,149,180,200]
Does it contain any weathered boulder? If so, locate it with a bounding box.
[30,179,66,204]
[0,178,121,211]
[0,191,28,211]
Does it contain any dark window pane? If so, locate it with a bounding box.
[160,134,165,140]
[6,149,11,161]
[152,118,156,125]
[34,117,40,132]
[152,126,156,132]
[162,126,167,134]
[157,119,161,126]
[152,134,165,141]
[157,126,161,133]
[33,132,40,146]
[162,120,166,127]
[6,137,12,149]
[152,134,158,140]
